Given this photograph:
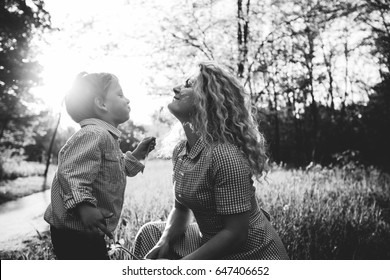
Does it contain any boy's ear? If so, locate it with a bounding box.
[94,97,107,111]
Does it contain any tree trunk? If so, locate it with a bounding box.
[272,79,280,162]
[321,40,335,109]
[306,28,319,162]
[42,112,61,190]
[342,28,350,110]
[0,119,9,142]
[237,0,250,78]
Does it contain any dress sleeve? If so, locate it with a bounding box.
[212,144,253,215]
[58,130,101,211]
[124,152,145,176]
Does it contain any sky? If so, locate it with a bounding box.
[32,0,173,128]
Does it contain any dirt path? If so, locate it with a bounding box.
[0,190,51,251]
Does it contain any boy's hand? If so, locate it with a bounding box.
[132,137,156,161]
[76,203,114,239]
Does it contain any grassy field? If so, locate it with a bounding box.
[0,164,56,204]
[1,159,389,259]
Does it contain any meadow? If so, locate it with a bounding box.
[1,159,389,260]
[0,157,55,204]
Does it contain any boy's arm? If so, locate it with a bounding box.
[124,152,145,177]
[123,137,156,177]
[57,131,101,211]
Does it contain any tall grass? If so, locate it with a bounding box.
[113,160,390,260]
[1,159,389,259]
[262,165,390,259]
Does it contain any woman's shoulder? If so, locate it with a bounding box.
[211,142,249,166]
[212,142,242,157]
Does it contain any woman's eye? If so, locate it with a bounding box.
[184,80,193,88]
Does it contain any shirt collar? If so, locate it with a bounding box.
[178,137,206,159]
[79,118,121,139]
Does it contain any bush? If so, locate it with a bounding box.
[0,152,45,181]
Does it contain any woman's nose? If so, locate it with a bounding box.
[173,85,181,94]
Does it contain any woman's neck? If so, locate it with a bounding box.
[183,123,199,150]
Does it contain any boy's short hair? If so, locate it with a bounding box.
[65,72,118,123]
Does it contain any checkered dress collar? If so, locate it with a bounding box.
[178,137,206,159]
[79,118,121,139]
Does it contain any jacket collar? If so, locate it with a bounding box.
[79,118,121,139]
[177,137,206,159]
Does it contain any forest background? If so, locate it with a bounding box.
[1,0,390,174]
[0,0,389,260]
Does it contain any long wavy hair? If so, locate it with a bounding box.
[191,61,268,178]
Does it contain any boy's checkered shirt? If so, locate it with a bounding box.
[44,118,144,232]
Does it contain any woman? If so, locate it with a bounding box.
[133,61,289,260]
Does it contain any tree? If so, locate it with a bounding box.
[0,0,51,151]
[356,0,390,170]
[131,0,388,168]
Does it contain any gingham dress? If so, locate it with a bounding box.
[133,138,289,260]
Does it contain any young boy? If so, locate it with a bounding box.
[44,72,156,259]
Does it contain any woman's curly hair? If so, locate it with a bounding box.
[191,61,269,178]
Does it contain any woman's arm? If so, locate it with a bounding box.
[146,200,192,259]
[181,211,249,260]
[184,144,252,259]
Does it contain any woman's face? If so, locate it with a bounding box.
[167,73,198,122]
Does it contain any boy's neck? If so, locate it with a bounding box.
[94,115,119,128]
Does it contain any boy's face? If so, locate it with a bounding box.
[103,79,131,127]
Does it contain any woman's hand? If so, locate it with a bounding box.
[131,137,156,161]
[145,240,170,259]
[145,203,191,259]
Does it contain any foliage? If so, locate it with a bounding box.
[23,115,76,163]
[360,74,390,171]
[138,0,390,171]
[0,153,45,180]
[0,161,55,203]
[0,0,52,150]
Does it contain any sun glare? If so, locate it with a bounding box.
[31,0,172,129]
[33,47,165,128]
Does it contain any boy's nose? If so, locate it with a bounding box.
[173,86,181,94]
